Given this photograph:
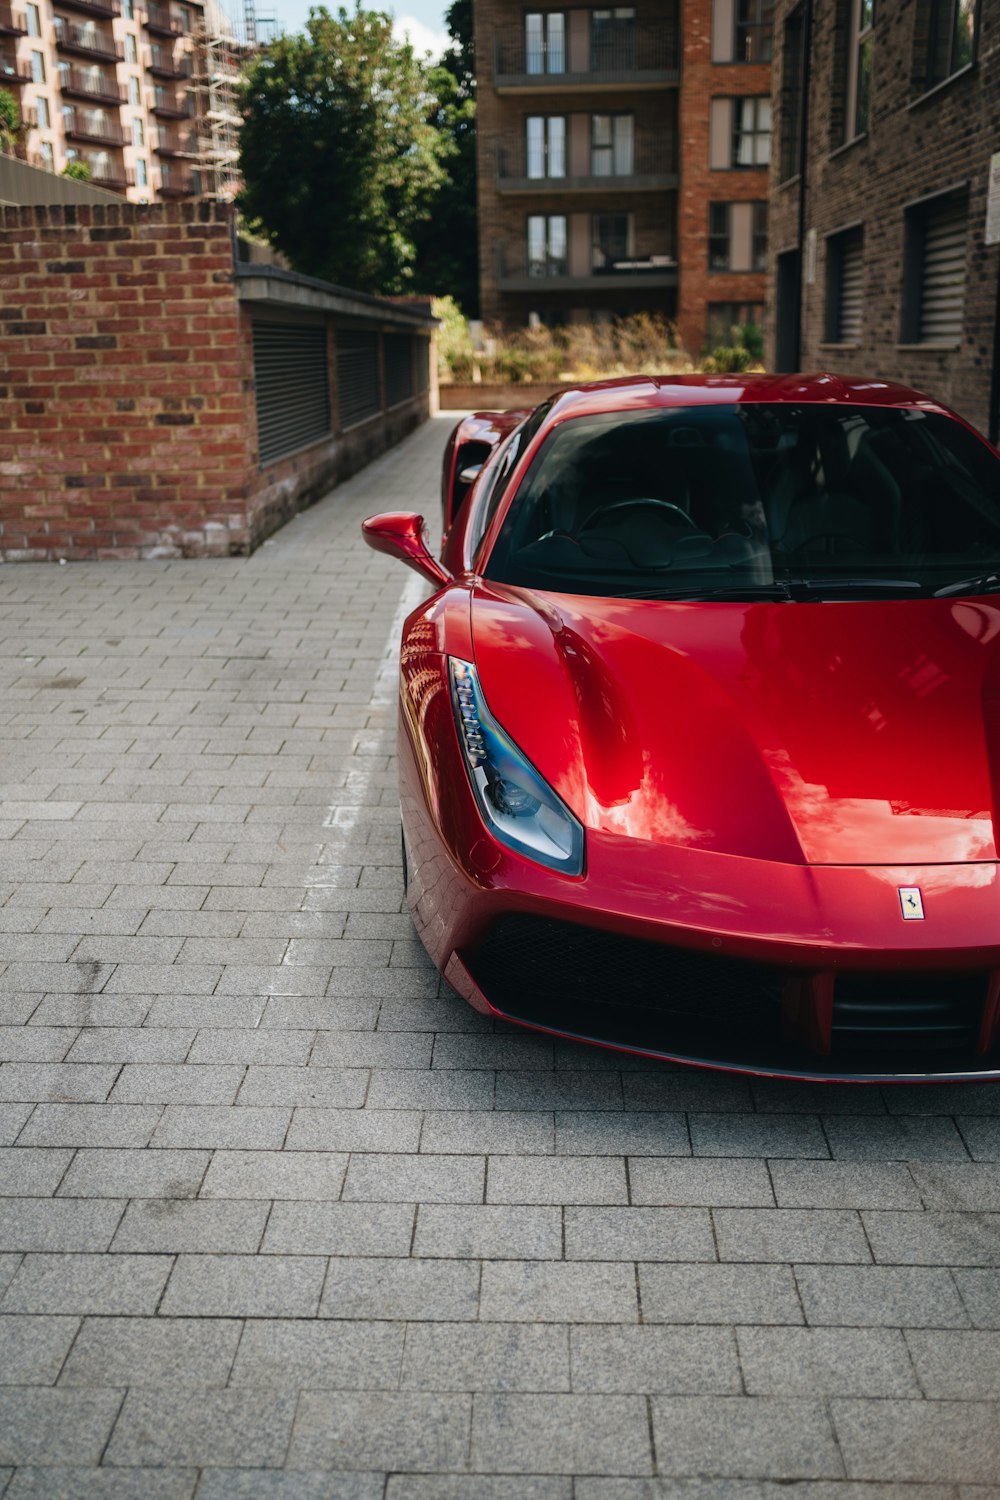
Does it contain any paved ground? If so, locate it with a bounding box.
[0,413,999,1499]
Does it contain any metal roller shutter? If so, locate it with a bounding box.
[838,230,863,344]
[337,332,380,429]
[385,334,414,408]
[252,322,330,467]
[920,198,966,345]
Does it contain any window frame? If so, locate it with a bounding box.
[731,95,771,168]
[525,114,567,180]
[735,0,775,63]
[844,0,875,142]
[524,11,566,75]
[823,223,864,344]
[900,186,968,347]
[922,0,979,90]
[526,213,569,277]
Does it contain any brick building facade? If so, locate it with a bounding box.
[0,202,434,560]
[766,0,999,439]
[473,0,773,355]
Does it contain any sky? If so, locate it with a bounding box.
[263,0,453,58]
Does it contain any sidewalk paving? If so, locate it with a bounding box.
[0,412,998,1499]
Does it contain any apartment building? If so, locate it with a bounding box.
[474,0,773,352]
[767,0,999,438]
[0,0,241,200]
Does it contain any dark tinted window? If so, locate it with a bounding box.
[484,402,1000,599]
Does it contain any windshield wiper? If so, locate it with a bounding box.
[622,578,924,602]
[933,574,1000,598]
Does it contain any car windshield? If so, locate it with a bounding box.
[483,402,1000,600]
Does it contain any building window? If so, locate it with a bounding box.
[30,50,44,84]
[592,212,632,269]
[902,190,968,345]
[825,226,864,342]
[126,33,137,63]
[592,113,634,175]
[527,215,568,276]
[132,116,144,146]
[779,4,806,179]
[36,95,49,129]
[38,140,53,168]
[736,0,775,62]
[177,6,191,33]
[709,202,767,271]
[526,116,566,179]
[25,3,40,36]
[129,76,140,104]
[525,12,565,75]
[136,157,147,186]
[733,97,770,166]
[707,302,764,345]
[845,0,874,140]
[122,0,133,16]
[591,7,636,70]
[923,0,978,87]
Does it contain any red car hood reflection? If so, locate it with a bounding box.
[471,583,1000,866]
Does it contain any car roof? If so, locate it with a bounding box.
[540,371,945,426]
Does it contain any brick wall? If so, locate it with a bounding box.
[766,0,1000,436]
[0,202,434,562]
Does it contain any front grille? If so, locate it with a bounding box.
[462,914,996,1078]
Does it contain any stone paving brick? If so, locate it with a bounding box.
[5,1468,197,1499]
[285,1107,421,1153]
[832,1398,1000,1482]
[59,1317,241,1389]
[956,1118,1000,1160]
[570,1326,740,1394]
[110,1064,245,1107]
[905,1329,1000,1396]
[487,1156,627,1205]
[343,1153,484,1204]
[18,1104,162,1149]
[110,1200,268,1254]
[652,1396,843,1478]
[0,1148,73,1197]
[419,1111,554,1156]
[58,1149,209,1200]
[0,1028,77,1063]
[289,1390,471,1472]
[145,997,267,1030]
[0,1104,32,1145]
[320,1257,479,1321]
[368,1069,496,1111]
[413,1205,561,1261]
[823,1115,971,1161]
[387,1482,569,1500]
[0,1388,126,1467]
[638,1265,803,1325]
[909,1162,1000,1211]
[862,1211,1000,1265]
[0,1064,119,1104]
[66,1029,196,1064]
[737,1327,919,1396]
[401,1323,569,1393]
[0,1315,80,1386]
[0,1199,125,1253]
[229,1319,402,1390]
[554,1112,690,1157]
[795,1265,970,1327]
[150,1106,290,1150]
[31,997,150,1028]
[769,1161,922,1209]
[236,1066,368,1109]
[480,1262,637,1323]
[261,1202,414,1258]
[105,1389,297,1469]
[471,1393,652,1475]
[494,1072,622,1112]
[199,1150,347,1200]
[629,1159,773,1206]
[159,1255,325,1319]
[952,1269,1000,1328]
[688,1115,829,1158]
[565,1207,715,1262]
[195,1475,381,1500]
[0,1254,172,1315]
[713,1209,872,1264]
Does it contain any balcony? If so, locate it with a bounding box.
[151,93,191,119]
[55,0,121,18]
[148,47,190,78]
[495,243,677,292]
[496,135,677,194]
[0,52,31,83]
[63,107,128,146]
[144,5,184,37]
[87,163,134,191]
[158,167,196,196]
[154,130,199,157]
[493,23,678,93]
[0,5,27,37]
[59,68,127,104]
[54,23,124,62]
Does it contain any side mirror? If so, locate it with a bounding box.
[459,463,484,485]
[361,512,452,589]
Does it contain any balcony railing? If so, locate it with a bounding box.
[496,134,677,191]
[150,93,191,118]
[148,47,191,78]
[63,107,128,145]
[493,23,678,88]
[158,167,197,196]
[87,163,135,190]
[144,5,184,36]
[154,131,199,157]
[495,242,678,289]
[0,4,27,36]
[55,0,121,18]
[59,68,127,104]
[54,23,124,62]
[0,52,31,82]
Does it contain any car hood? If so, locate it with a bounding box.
[470,582,1000,865]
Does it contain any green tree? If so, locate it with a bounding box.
[237,5,447,294]
[0,88,21,156]
[411,0,479,314]
[62,160,91,181]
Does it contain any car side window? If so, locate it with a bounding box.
[470,403,554,564]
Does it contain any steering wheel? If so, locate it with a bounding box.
[581,498,704,534]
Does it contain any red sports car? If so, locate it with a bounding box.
[363,374,1000,1082]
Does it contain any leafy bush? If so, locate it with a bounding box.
[435,306,696,384]
[701,322,764,374]
[0,88,21,155]
[62,161,91,181]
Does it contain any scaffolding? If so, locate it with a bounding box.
[191,1,253,202]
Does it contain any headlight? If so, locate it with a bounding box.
[449,657,585,876]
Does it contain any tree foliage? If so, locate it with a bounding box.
[0,88,21,155]
[410,0,479,314]
[237,6,447,293]
[62,160,91,181]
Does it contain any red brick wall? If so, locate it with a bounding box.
[0,202,255,561]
